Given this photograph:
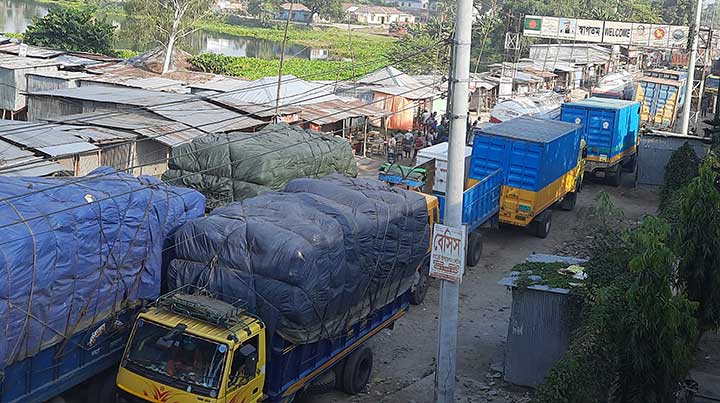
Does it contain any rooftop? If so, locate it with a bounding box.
[479,116,581,143]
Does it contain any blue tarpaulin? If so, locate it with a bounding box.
[0,167,205,368]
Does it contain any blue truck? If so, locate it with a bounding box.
[560,98,641,186]
[0,168,205,403]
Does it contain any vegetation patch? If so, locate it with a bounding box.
[189,52,385,81]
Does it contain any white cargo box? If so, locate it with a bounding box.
[415,142,473,194]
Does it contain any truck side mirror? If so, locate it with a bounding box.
[239,344,258,376]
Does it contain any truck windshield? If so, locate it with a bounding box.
[124,319,227,395]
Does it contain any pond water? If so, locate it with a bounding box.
[0,0,328,59]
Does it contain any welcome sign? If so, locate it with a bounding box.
[523,15,689,48]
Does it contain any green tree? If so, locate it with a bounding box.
[303,0,344,24]
[24,7,115,55]
[675,155,720,331]
[124,0,215,74]
[248,0,281,25]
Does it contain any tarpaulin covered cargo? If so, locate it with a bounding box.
[167,174,430,344]
[162,123,358,209]
[0,167,205,368]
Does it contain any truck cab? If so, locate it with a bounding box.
[116,290,267,403]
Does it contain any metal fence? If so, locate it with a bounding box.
[637,133,710,186]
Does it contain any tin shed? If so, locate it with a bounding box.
[0,56,59,117]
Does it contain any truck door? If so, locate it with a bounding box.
[225,335,265,403]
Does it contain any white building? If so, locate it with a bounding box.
[345,5,415,24]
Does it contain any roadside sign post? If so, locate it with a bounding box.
[429,224,467,283]
[434,0,473,400]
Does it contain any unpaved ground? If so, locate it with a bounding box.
[304,165,659,403]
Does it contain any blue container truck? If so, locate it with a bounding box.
[0,168,205,403]
[469,117,585,238]
[560,98,641,186]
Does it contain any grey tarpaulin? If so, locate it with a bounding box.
[167,174,430,344]
[162,123,358,209]
[0,167,205,368]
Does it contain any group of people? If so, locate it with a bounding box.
[385,109,481,164]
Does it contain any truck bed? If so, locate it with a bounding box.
[436,169,502,232]
[264,292,411,401]
[0,307,139,403]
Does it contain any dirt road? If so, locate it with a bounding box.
[304,181,658,403]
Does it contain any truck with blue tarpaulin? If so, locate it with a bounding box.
[560,97,641,186]
[115,175,434,403]
[0,168,206,403]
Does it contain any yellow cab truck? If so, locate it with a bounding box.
[469,116,586,238]
[115,175,440,403]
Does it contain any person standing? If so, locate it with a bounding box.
[413,133,425,161]
[403,131,414,160]
[702,95,710,118]
[386,135,397,163]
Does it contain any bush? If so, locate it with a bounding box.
[674,154,720,331]
[534,201,698,403]
[24,6,115,55]
[658,143,701,227]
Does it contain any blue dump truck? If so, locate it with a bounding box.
[560,98,641,187]
[0,168,205,403]
[115,175,433,403]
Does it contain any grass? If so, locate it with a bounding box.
[200,21,396,61]
[189,53,386,81]
[513,261,587,291]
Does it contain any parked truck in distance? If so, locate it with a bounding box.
[116,175,436,403]
[560,98,641,186]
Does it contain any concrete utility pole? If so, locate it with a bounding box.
[434,0,473,401]
[681,0,704,135]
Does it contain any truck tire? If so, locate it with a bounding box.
[533,211,552,239]
[607,166,622,187]
[466,231,483,267]
[559,192,577,211]
[340,347,373,395]
[410,263,429,305]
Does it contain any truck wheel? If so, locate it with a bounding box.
[560,192,577,211]
[607,167,622,187]
[533,211,552,239]
[466,231,483,267]
[340,347,373,395]
[410,263,429,305]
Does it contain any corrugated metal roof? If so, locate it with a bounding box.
[371,84,436,100]
[149,100,266,133]
[0,43,65,58]
[358,66,421,87]
[299,98,388,125]
[189,77,249,93]
[27,70,95,80]
[219,75,341,106]
[0,121,99,157]
[0,55,61,69]
[135,123,207,147]
[50,54,107,67]
[211,98,301,118]
[31,86,191,107]
[49,111,171,130]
